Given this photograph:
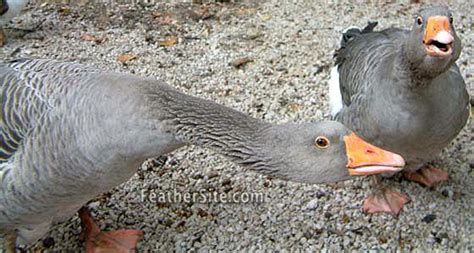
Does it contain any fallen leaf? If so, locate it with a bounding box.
[260,14,272,21]
[342,214,350,224]
[152,12,175,25]
[288,103,303,112]
[80,34,106,44]
[398,239,405,249]
[151,11,164,18]
[58,6,71,16]
[236,8,257,16]
[231,57,254,68]
[80,34,96,41]
[117,54,137,63]
[159,36,178,47]
[194,6,214,20]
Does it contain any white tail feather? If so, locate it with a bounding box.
[328,66,343,116]
[342,26,360,33]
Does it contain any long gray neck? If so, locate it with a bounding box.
[399,37,454,86]
[398,45,431,87]
[146,83,276,171]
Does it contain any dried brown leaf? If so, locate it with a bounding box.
[152,12,175,25]
[236,8,257,16]
[231,57,254,68]
[260,14,272,21]
[159,36,178,47]
[194,6,214,20]
[58,6,71,16]
[342,214,350,224]
[288,103,303,112]
[80,34,96,41]
[117,54,137,63]
[80,34,106,44]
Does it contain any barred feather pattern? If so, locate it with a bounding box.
[0,59,172,244]
[0,59,102,235]
[0,59,97,162]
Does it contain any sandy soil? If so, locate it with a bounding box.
[1,0,472,251]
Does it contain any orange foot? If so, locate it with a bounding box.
[363,188,409,216]
[403,165,449,187]
[0,29,6,47]
[79,207,143,253]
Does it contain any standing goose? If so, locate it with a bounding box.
[330,6,470,215]
[0,59,405,252]
[0,0,28,46]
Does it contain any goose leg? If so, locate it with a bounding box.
[363,176,409,216]
[403,165,449,187]
[5,232,17,253]
[0,28,6,47]
[79,207,143,253]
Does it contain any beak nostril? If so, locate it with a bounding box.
[366,149,375,154]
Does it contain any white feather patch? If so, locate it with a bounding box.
[328,66,343,116]
[327,26,360,117]
[342,26,360,33]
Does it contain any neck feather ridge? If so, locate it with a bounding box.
[145,83,277,171]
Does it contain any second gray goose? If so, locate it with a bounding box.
[329,6,469,215]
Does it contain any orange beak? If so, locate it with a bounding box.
[423,16,454,57]
[344,133,405,176]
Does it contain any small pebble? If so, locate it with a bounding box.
[305,199,319,210]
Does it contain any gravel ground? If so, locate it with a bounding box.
[1,0,472,251]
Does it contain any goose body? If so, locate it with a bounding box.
[0,60,183,244]
[330,6,469,214]
[0,59,404,249]
[332,29,469,168]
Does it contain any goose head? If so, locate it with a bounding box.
[253,121,405,184]
[405,6,461,78]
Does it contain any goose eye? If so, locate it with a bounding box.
[315,136,330,149]
[449,15,453,24]
[416,16,423,26]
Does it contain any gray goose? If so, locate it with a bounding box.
[329,6,470,215]
[0,59,404,252]
[0,0,28,46]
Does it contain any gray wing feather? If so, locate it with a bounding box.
[0,59,96,162]
[335,28,409,108]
